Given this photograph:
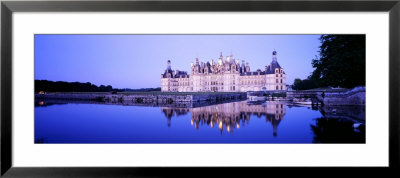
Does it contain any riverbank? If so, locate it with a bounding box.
[35,92,247,104]
[247,86,365,106]
[35,86,365,107]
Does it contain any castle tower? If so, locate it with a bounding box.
[167,60,171,70]
[218,52,223,65]
[241,60,245,72]
[245,62,250,72]
[272,50,277,62]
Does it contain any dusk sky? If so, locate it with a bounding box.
[35,35,321,89]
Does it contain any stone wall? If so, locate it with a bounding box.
[35,93,107,100]
[36,92,247,105]
[322,87,366,106]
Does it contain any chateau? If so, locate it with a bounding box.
[161,50,287,92]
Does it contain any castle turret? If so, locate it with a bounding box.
[167,60,171,70]
[245,62,250,72]
[218,52,223,65]
[241,60,245,73]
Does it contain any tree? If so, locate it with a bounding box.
[35,80,120,92]
[310,35,365,88]
[292,77,317,90]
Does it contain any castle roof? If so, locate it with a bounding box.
[266,60,283,74]
[174,71,189,78]
[162,69,174,78]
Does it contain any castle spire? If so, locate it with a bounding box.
[167,60,171,70]
[272,50,277,62]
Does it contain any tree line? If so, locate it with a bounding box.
[35,80,162,93]
[292,35,365,90]
[35,80,118,92]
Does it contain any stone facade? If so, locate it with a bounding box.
[161,50,287,92]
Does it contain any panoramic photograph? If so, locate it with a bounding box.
[34,34,365,143]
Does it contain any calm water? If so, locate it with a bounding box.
[34,100,365,143]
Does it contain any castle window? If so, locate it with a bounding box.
[276,86,278,90]
[281,79,283,83]
[276,74,278,77]
[281,86,283,90]
[276,79,278,83]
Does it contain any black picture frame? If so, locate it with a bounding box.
[1,0,399,177]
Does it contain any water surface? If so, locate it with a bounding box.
[35,100,365,143]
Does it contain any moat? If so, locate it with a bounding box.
[34,100,365,143]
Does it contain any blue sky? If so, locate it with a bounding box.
[35,34,321,89]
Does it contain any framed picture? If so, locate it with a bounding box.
[1,0,399,176]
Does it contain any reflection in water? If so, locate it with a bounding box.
[161,101,286,136]
[161,108,189,127]
[35,99,365,143]
[311,117,365,143]
[312,105,365,143]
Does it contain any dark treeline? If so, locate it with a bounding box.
[35,80,120,93]
[292,35,366,90]
[292,77,318,91]
[35,80,161,93]
[123,88,161,92]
